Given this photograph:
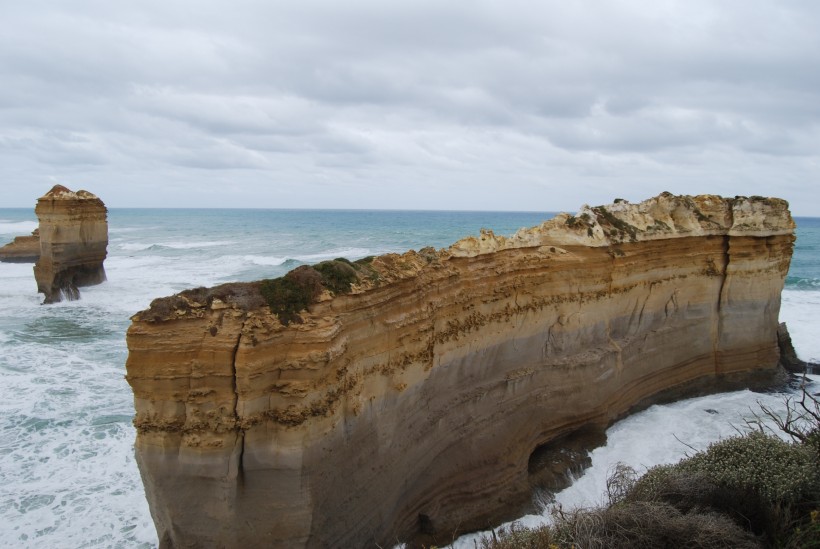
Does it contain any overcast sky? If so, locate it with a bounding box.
[1,1,818,214]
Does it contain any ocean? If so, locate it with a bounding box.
[0,208,818,548]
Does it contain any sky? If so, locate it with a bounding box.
[1,1,818,214]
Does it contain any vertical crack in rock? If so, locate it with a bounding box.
[636,285,651,332]
[607,321,624,374]
[606,248,624,372]
[230,317,246,485]
[714,234,731,373]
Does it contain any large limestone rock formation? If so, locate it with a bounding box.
[33,185,108,303]
[0,229,40,263]
[126,193,795,548]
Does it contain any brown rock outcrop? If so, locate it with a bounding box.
[33,185,108,303]
[125,193,795,548]
[0,228,40,263]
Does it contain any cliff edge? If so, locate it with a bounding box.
[33,185,108,303]
[126,193,795,548]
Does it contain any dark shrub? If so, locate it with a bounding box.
[313,260,359,295]
[552,501,762,549]
[479,522,555,548]
[145,295,190,321]
[259,266,323,325]
[418,246,438,263]
[179,282,266,311]
[627,467,772,536]
[481,502,761,549]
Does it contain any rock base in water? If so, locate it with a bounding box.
[778,322,820,374]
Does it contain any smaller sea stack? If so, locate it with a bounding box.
[0,229,40,263]
[33,185,108,304]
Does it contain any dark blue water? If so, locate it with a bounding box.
[789,217,820,289]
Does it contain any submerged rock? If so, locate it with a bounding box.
[126,193,795,548]
[0,228,40,263]
[778,322,820,374]
[33,185,108,304]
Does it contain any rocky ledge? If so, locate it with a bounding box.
[0,228,40,263]
[33,185,108,303]
[126,193,795,548]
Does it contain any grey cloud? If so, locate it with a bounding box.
[0,0,819,213]
[1,131,111,167]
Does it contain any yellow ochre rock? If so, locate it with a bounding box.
[33,185,108,303]
[126,193,794,548]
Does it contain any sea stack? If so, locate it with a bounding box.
[0,229,40,263]
[126,193,795,548]
[33,185,108,304]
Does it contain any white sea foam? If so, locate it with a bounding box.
[0,261,37,281]
[82,256,232,314]
[781,289,820,362]
[117,243,154,252]
[234,248,389,269]
[117,240,237,252]
[0,315,155,548]
[240,255,288,266]
[155,240,236,250]
[108,227,149,234]
[0,220,38,235]
[292,247,374,262]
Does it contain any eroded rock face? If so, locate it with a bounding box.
[33,185,108,303]
[126,193,795,548]
[0,229,40,263]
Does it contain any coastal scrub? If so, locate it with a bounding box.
[483,390,820,548]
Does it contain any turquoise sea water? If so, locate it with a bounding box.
[0,208,818,548]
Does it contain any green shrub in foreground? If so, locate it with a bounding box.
[678,432,819,504]
[484,501,760,549]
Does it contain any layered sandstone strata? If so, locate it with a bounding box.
[126,193,795,548]
[34,185,108,303]
[0,229,40,263]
